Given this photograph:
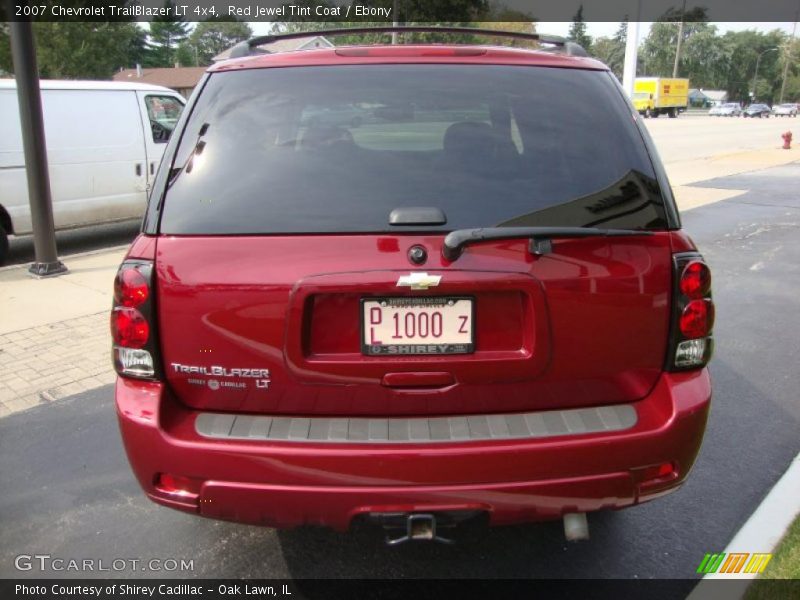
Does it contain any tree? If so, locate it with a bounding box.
[568,5,592,53]
[639,7,710,78]
[0,22,11,76]
[591,19,626,79]
[780,74,800,103]
[635,19,790,105]
[778,37,800,102]
[184,19,252,65]
[146,1,190,67]
[175,42,197,68]
[471,20,537,48]
[126,24,150,68]
[678,25,726,89]
[269,0,493,44]
[0,22,149,79]
[270,19,390,47]
[268,5,384,45]
[720,29,786,103]
[614,19,628,44]
[592,38,620,79]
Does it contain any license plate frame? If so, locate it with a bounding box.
[360,296,475,356]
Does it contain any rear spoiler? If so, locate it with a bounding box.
[228,26,589,59]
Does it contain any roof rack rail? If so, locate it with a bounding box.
[227,26,589,59]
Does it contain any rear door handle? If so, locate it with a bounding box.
[150,162,156,175]
[381,372,455,388]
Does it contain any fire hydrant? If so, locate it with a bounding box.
[782,131,792,150]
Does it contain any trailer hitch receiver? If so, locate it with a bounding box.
[385,513,455,546]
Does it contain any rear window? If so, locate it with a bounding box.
[160,65,668,234]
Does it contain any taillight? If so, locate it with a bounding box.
[679,299,715,338]
[667,253,715,370]
[111,261,161,379]
[114,268,149,307]
[111,307,149,348]
[679,261,711,299]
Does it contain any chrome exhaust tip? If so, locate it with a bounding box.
[563,512,589,542]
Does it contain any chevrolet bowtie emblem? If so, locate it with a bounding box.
[396,273,442,290]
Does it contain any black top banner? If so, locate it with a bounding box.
[2,0,800,22]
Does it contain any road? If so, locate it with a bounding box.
[4,115,797,267]
[1,162,798,582]
[644,114,795,163]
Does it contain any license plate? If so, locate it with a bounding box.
[361,297,474,355]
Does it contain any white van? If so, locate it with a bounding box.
[0,79,186,263]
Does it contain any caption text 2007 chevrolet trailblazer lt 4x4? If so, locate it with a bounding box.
[112,27,714,544]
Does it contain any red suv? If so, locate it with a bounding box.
[112,28,714,543]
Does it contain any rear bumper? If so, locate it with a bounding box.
[115,370,711,530]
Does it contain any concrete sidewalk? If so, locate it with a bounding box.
[0,147,796,419]
[0,247,127,416]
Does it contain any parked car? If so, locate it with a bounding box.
[743,103,772,118]
[710,103,742,117]
[0,80,185,264]
[113,28,714,543]
[772,103,798,117]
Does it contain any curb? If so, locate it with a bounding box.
[687,451,800,598]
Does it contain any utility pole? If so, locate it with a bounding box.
[7,16,67,277]
[672,0,687,78]
[779,18,798,104]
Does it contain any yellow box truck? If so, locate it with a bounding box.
[633,78,689,118]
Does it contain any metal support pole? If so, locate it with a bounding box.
[7,18,67,277]
[621,4,642,99]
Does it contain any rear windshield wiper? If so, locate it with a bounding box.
[442,227,653,261]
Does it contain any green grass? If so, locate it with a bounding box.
[745,514,800,599]
[761,514,800,579]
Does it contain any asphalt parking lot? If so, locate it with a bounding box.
[1,162,797,582]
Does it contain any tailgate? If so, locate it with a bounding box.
[156,233,672,417]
